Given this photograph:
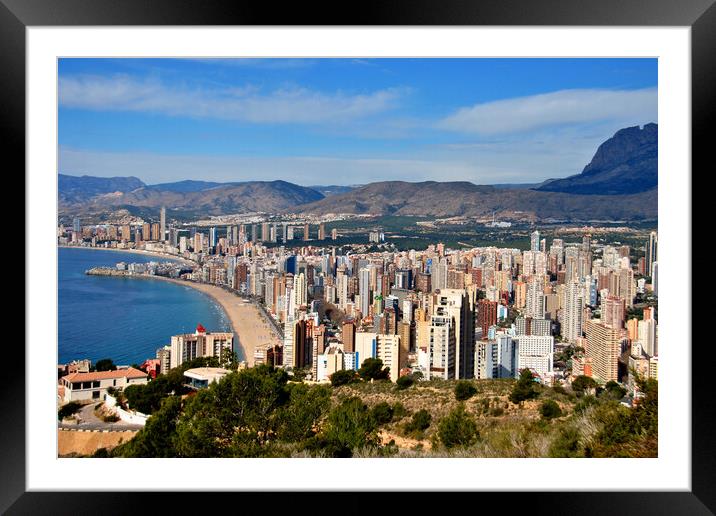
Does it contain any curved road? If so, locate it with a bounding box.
[58,402,145,432]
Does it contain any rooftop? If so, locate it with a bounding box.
[63,366,148,382]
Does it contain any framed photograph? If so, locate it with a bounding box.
[7,0,712,513]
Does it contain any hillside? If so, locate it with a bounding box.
[58,174,146,205]
[60,178,325,216]
[295,180,657,221]
[535,123,657,195]
[58,123,658,221]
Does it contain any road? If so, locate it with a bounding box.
[58,402,145,432]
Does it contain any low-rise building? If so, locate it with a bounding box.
[60,367,149,404]
[183,367,231,389]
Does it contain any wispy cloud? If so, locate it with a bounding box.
[438,88,657,135]
[59,75,404,124]
[59,138,609,186]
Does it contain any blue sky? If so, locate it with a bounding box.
[58,58,657,186]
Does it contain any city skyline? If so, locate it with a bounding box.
[59,58,657,186]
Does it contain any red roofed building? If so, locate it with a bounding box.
[140,359,161,379]
[60,367,149,404]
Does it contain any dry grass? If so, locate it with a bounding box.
[329,378,572,457]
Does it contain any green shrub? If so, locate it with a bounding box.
[600,380,627,400]
[539,399,563,419]
[509,369,539,404]
[58,401,82,421]
[321,397,379,457]
[396,374,415,390]
[437,406,479,448]
[92,448,110,458]
[392,402,408,420]
[549,426,583,457]
[454,380,477,401]
[330,369,358,387]
[404,409,432,438]
[571,375,597,396]
[358,358,390,381]
[371,402,394,425]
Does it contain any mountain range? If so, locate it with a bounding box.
[535,123,657,195]
[58,123,657,222]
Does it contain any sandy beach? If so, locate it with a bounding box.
[61,245,280,366]
[149,277,280,366]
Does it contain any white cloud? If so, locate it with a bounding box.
[58,75,403,124]
[59,146,546,186]
[438,88,657,135]
[59,138,609,186]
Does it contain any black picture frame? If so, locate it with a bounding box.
[5,1,711,514]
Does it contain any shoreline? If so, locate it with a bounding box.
[60,245,280,367]
[58,245,196,266]
[148,277,280,366]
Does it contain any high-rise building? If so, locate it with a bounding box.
[359,267,372,317]
[293,272,307,308]
[638,318,658,356]
[342,320,356,353]
[73,217,81,233]
[434,288,476,379]
[585,319,625,382]
[486,335,518,379]
[530,230,540,252]
[515,335,554,377]
[303,223,310,241]
[646,231,658,277]
[478,299,498,337]
[318,223,326,240]
[525,278,545,319]
[284,319,308,370]
[426,314,456,380]
[515,316,551,336]
[168,324,234,370]
[398,320,413,360]
[331,228,338,240]
[601,295,625,329]
[160,206,166,242]
[376,334,401,382]
[561,281,584,343]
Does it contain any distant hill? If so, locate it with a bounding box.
[59,177,325,216]
[294,180,656,221]
[58,124,658,221]
[535,123,657,195]
[58,174,145,204]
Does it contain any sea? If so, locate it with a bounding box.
[58,247,233,365]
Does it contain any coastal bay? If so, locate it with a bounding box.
[144,276,281,367]
[60,247,281,366]
[59,247,230,365]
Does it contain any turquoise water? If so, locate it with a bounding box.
[58,247,234,365]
